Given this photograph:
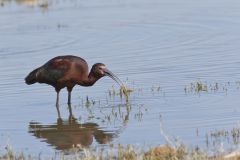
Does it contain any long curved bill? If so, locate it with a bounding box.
[104,68,124,86]
[104,68,128,100]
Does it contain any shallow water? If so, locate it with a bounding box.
[1,0,240,156]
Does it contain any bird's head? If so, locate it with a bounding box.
[91,63,124,86]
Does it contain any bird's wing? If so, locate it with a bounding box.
[37,58,71,85]
[47,57,71,70]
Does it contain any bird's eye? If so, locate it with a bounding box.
[99,66,105,70]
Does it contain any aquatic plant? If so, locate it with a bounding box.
[206,125,240,150]
[108,85,133,99]
[184,80,236,94]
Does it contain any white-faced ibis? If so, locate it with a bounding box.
[25,55,125,116]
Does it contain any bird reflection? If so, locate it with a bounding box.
[29,118,117,150]
[29,103,130,150]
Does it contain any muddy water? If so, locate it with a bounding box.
[1,0,240,156]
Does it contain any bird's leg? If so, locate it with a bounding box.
[68,91,71,105]
[68,104,76,121]
[67,87,75,120]
[68,103,73,117]
[56,90,61,119]
[56,91,59,106]
[67,87,73,105]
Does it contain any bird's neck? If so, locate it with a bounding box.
[80,72,100,87]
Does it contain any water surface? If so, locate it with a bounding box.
[0,0,240,156]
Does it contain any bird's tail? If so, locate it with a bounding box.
[25,68,40,85]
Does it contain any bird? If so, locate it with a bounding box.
[25,55,125,116]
